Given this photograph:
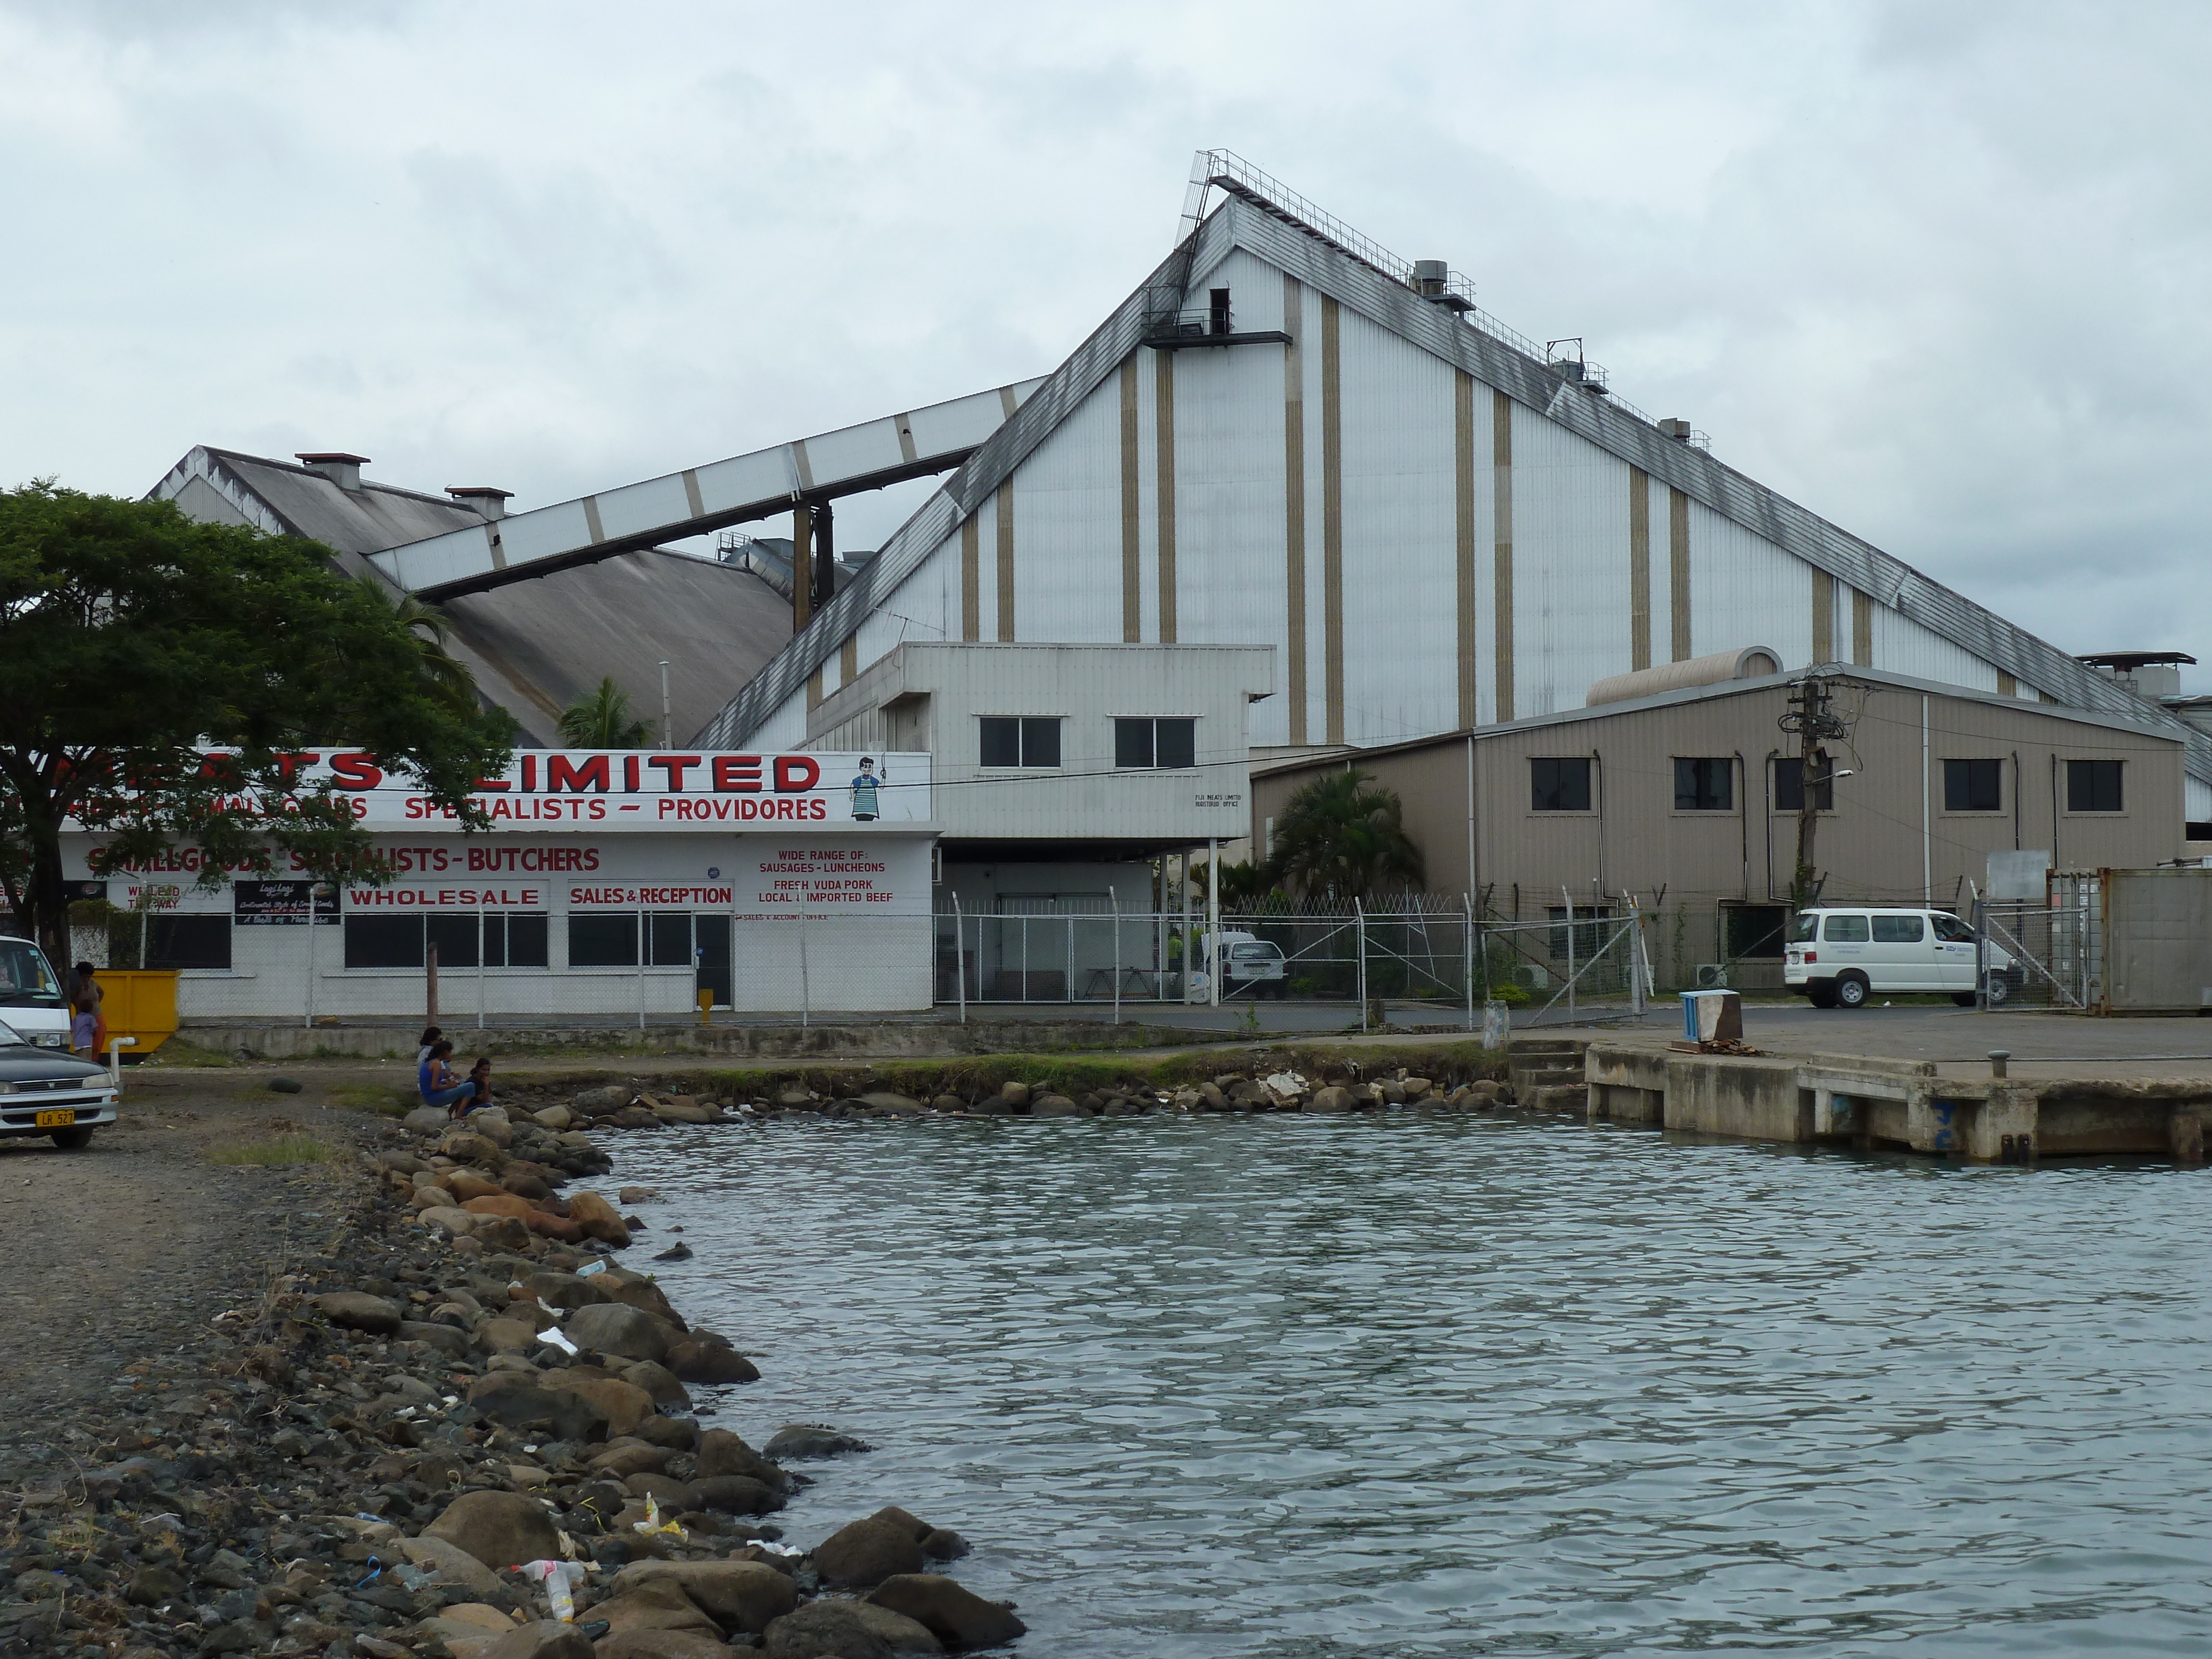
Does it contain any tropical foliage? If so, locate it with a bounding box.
[1267,768,1426,901]
[556,677,653,748]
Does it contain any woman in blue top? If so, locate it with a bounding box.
[417,1040,473,1114]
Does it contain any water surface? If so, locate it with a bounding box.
[613,1114,2212,1656]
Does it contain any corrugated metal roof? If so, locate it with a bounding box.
[150,446,793,746]
[697,192,2212,790]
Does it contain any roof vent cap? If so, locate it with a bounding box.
[447,486,513,520]
[1411,259,1448,298]
[295,451,369,491]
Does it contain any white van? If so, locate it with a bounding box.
[1189,930,1290,999]
[0,935,75,1049]
[1785,908,2017,1009]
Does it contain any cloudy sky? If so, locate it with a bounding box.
[5,2,2208,682]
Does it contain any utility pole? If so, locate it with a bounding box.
[1780,676,1848,913]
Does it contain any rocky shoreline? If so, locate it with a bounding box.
[0,1100,1025,1659]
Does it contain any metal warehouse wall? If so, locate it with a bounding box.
[1250,681,2183,974]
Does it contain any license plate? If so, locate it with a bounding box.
[34,1109,75,1129]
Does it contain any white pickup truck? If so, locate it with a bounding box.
[1785,908,2017,1009]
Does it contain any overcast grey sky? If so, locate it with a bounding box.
[4,2,2208,682]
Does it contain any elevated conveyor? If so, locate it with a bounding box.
[371,378,1045,601]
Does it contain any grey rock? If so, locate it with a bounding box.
[764,1424,872,1460]
[812,1515,925,1588]
[565,1302,673,1364]
[870,1574,1028,1651]
[422,1489,564,1570]
[315,1291,403,1334]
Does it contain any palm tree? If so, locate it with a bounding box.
[1188,856,1284,911]
[1269,769,1425,902]
[385,590,474,696]
[558,677,652,747]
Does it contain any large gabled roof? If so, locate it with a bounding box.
[698,178,2212,792]
[150,446,794,745]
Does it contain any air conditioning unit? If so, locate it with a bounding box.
[1515,964,1551,990]
[1695,963,1731,990]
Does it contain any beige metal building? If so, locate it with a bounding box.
[1251,662,2187,987]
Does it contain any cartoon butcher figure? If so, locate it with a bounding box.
[850,757,882,821]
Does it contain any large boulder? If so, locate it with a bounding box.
[422,1489,562,1570]
[587,1439,672,1480]
[447,1169,505,1202]
[572,1084,629,1116]
[442,1129,503,1164]
[537,1368,656,1437]
[691,1475,784,1515]
[525,1270,614,1311]
[476,1621,594,1659]
[397,1535,503,1596]
[418,1205,479,1238]
[566,1303,672,1364]
[1305,1086,1354,1114]
[566,1190,633,1246]
[465,1380,611,1443]
[402,1106,450,1134]
[812,1515,925,1588]
[667,1339,759,1384]
[698,1430,787,1490]
[316,1291,401,1334]
[765,1425,871,1460]
[611,1559,796,1634]
[621,1360,692,1409]
[606,1275,685,1326]
[869,1575,1027,1651]
[594,1633,737,1659]
[763,1600,896,1658]
[593,1575,722,1639]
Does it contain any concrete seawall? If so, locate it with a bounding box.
[1585,1041,2210,1162]
[176,1018,1202,1061]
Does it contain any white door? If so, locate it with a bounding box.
[1929,911,1978,991]
[1870,912,1934,989]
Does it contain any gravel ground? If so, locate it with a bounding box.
[0,1077,368,1485]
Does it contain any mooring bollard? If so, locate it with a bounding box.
[1989,1050,2010,1080]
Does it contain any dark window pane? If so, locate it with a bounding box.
[1824,914,1870,942]
[980,717,1020,768]
[345,915,421,969]
[1872,915,1926,943]
[1773,755,1833,811]
[1675,757,1731,811]
[1115,718,1154,769]
[504,914,550,968]
[1531,757,1590,812]
[1944,758,2004,812]
[2067,759,2123,812]
[1723,906,1787,959]
[1156,718,1196,769]
[426,915,479,969]
[568,914,638,967]
[1021,717,1061,768]
[147,915,232,971]
[649,912,692,967]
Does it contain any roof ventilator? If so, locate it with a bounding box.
[447,486,513,520]
[1547,339,1610,396]
[295,451,369,491]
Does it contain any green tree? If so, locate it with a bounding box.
[385,590,473,697]
[1269,768,1426,902]
[557,677,652,748]
[0,483,514,966]
[1189,856,1284,911]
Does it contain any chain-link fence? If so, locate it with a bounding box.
[933,899,1654,1026]
[1973,884,2101,1011]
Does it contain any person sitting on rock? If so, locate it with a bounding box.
[417,1039,472,1115]
[458,1056,495,1118]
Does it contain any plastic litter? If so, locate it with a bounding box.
[521,1558,590,1621]
[538,1327,579,1356]
[576,1259,608,1279]
[630,1494,686,1542]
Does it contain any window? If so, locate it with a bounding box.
[568,914,638,967]
[482,914,550,968]
[1115,717,1197,769]
[980,716,1061,768]
[1944,759,2004,812]
[1723,905,1787,959]
[1871,915,1926,943]
[648,912,693,967]
[2067,759,2124,812]
[345,914,549,969]
[1790,913,1820,943]
[146,915,231,972]
[1674,757,1733,811]
[1773,754,1833,811]
[1531,757,1592,812]
[1823,914,1870,942]
[1932,912,1975,943]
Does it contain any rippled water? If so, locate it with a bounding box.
[609,1115,2212,1656]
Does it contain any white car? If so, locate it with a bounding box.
[1190,930,1290,999]
[0,1018,119,1148]
[1785,907,2017,1009]
[0,935,74,1050]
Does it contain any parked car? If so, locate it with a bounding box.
[0,935,72,1050]
[1785,907,2018,1009]
[0,1017,118,1149]
[1189,930,1290,999]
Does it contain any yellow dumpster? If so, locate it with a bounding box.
[96,969,179,1060]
